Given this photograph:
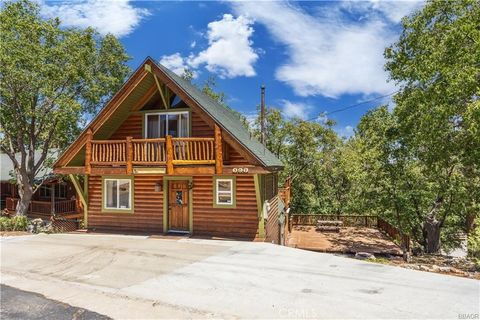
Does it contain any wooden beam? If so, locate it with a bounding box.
[54,167,85,174]
[173,166,214,175]
[165,135,174,174]
[214,124,223,174]
[91,167,126,175]
[85,128,93,175]
[126,136,133,175]
[222,165,270,174]
[69,174,88,228]
[153,73,169,109]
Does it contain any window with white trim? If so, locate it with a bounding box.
[104,179,131,210]
[145,111,189,138]
[215,178,233,206]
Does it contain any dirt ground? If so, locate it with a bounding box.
[0,231,31,237]
[287,226,403,255]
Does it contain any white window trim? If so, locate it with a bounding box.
[104,178,132,210]
[144,111,189,138]
[215,179,233,205]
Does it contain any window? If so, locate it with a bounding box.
[213,176,236,208]
[39,184,66,199]
[103,178,133,212]
[145,112,189,138]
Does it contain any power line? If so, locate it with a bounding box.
[302,90,399,122]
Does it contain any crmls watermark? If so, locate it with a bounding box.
[278,307,318,319]
[458,314,479,319]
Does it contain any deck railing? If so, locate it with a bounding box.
[87,133,221,174]
[172,138,215,164]
[6,197,77,215]
[131,138,166,165]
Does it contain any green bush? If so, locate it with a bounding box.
[12,215,28,231]
[0,217,13,231]
[0,215,29,231]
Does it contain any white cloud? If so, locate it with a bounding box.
[41,0,149,37]
[188,14,258,78]
[366,0,423,23]
[190,40,197,48]
[280,100,311,119]
[159,53,197,78]
[336,125,355,139]
[231,1,421,98]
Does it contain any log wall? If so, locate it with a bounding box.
[87,174,259,238]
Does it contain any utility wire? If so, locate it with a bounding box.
[300,90,399,122]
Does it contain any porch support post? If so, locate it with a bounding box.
[166,135,174,174]
[85,128,93,175]
[126,136,133,175]
[214,124,223,174]
[69,174,88,229]
[50,183,55,216]
[254,174,265,238]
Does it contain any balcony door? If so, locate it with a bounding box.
[145,112,189,138]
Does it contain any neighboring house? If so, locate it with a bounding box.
[0,151,78,217]
[53,57,287,242]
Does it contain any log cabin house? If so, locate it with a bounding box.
[53,57,287,243]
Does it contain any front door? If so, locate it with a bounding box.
[168,181,189,232]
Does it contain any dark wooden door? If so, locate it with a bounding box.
[168,181,189,231]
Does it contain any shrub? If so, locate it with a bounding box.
[0,217,13,231]
[0,215,29,231]
[12,215,28,231]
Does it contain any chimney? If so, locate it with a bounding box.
[260,85,266,146]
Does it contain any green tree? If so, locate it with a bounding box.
[0,0,130,215]
[384,0,480,253]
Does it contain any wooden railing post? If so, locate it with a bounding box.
[166,135,174,174]
[126,136,133,174]
[214,124,223,174]
[85,128,93,175]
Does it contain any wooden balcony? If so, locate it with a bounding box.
[84,125,223,175]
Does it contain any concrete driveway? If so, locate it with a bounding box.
[1,234,478,319]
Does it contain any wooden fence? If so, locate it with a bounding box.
[377,217,411,251]
[289,214,378,230]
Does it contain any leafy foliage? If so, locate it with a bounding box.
[0,0,130,214]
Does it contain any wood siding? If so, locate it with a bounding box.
[109,114,143,140]
[192,175,258,239]
[88,175,164,233]
[87,174,259,238]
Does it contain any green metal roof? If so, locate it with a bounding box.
[152,60,284,169]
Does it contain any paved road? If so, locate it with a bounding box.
[1,234,479,319]
[0,284,110,320]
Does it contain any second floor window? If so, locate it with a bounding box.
[145,112,189,138]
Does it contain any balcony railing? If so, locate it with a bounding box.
[85,127,223,175]
[6,197,77,215]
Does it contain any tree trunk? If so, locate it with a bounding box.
[15,171,34,216]
[423,217,441,253]
[16,185,33,216]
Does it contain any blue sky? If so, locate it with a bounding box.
[41,0,423,137]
